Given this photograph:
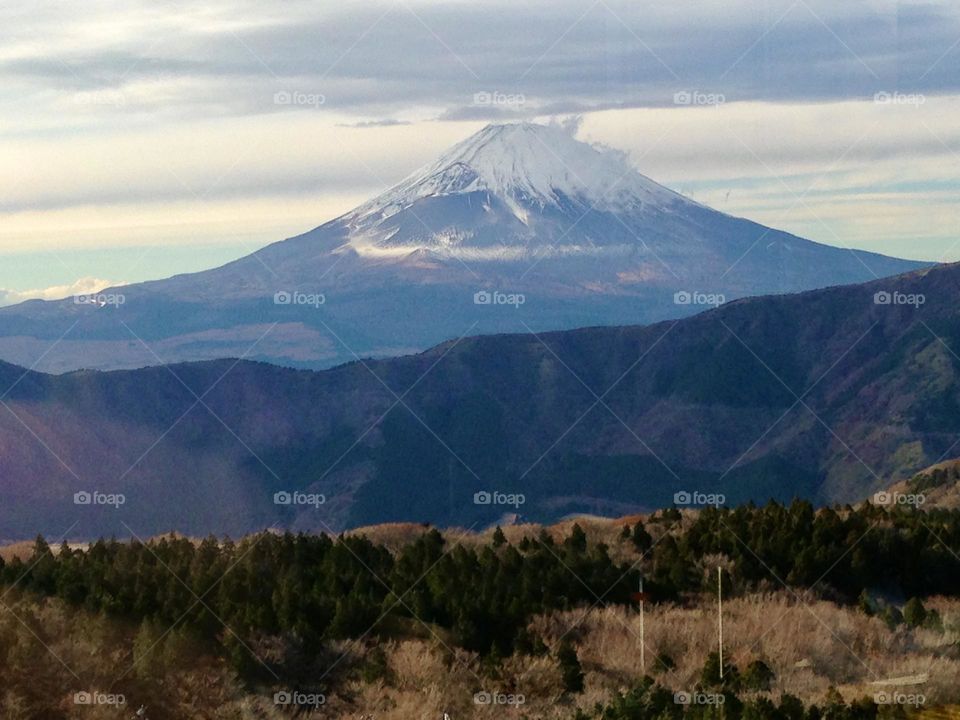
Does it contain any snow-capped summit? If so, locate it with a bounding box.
[342,122,701,260]
[0,122,930,373]
[351,122,686,226]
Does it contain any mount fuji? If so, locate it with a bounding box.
[0,122,928,372]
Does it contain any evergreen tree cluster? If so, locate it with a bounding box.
[645,500,960,600]
[1,499,958,681]
[1,526,633,664]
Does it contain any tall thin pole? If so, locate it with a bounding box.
[639,576,645,673]
[718,567,724,680]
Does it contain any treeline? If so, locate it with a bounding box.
[643,500,960,600]
[1,500,958,675]
[910,463,960,493]
[0,525,632,662]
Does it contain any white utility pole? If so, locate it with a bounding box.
[718,566,724,680]
[639,576,646,673]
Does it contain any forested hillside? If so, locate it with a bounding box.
[3,500,959,717]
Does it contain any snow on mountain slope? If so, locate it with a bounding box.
[352,123,688,220]
[340,123,698,260]
[0,122,933,373]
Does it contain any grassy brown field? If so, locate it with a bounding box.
[1,589,957,718]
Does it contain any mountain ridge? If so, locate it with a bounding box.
[0,260,955,541]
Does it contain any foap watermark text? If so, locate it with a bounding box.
[274,90,325,108]
[74,691,126,706]
[874,91,925,107]
[873,491,925,508]
[675,290,725,307]
[674,90,725,106]
[274,290,325,308]
[474,290,525,308]
[875,691,925,707]
[473,91,525,107]
[274,690,326,708]
[675,691,725,706]
[474,490,525,508]
[674,490,725,507]
[274,491,326,508]
[874,290,924,308]
[75,292,125,308]
[474,690,525,706]
[74,490,125,508]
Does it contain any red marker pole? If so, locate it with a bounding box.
[630,580,651,673]
[639,577,645,673]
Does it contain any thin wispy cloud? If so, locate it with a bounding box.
[0,277,123,307]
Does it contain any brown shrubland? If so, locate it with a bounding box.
[1,587,957,718]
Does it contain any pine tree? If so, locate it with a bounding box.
[631,521,653,553]
[566,524,587,554]
[701,651,739,689]
[742,659,775,691]
[557,639,584,693]
[881,604,903,629]
[902,597,927,628]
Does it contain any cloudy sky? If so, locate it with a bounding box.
[2,0,958,303]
